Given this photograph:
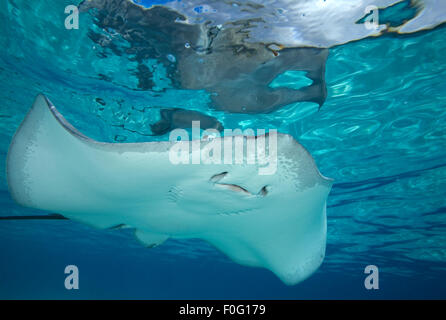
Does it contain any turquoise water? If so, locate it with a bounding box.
[0,0,445,299]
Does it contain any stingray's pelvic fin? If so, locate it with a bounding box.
[135,230,169,248]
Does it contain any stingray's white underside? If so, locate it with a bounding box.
[7,95,333,285]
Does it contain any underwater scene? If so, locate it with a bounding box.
[0,0,445,299]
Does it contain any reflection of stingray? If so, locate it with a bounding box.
[6,95,332,285]
[79,0,328,113]
[180,43,328,113]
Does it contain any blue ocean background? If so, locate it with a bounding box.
[0,0,445,299]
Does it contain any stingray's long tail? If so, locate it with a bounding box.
[0,214,68,220]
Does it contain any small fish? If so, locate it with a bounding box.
[150,108,223,136]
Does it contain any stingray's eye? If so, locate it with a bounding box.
[259,185,269,196]
[210,171,228,183]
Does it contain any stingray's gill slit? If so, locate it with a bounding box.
[6,94,333,286]
[214,183,251,196]
[210,172,268,197]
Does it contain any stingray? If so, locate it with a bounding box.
[79,0,328,113]
[6,95,332,285]
[150,108,223,136]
